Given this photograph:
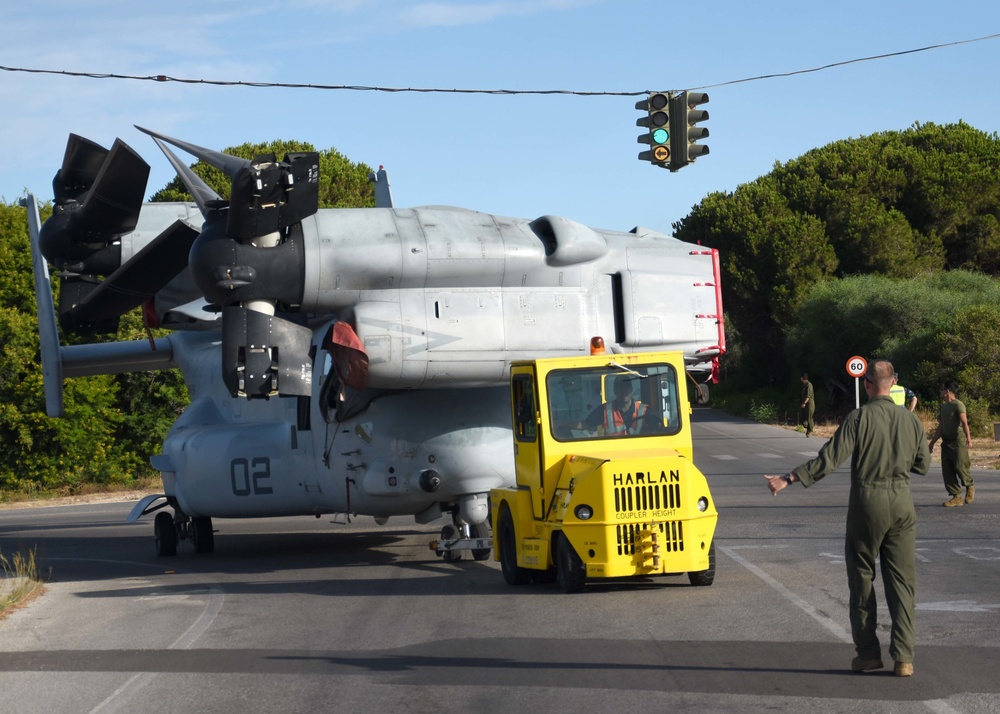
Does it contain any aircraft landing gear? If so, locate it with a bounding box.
[429,492,493,561]
[151,507,214,556]
[190,516,215,554]
[154,511,177,557]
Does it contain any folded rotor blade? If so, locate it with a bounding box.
[64,219,199,327]
[221,307,313,398]
[145,133,223,219]
[40,136,150,268]
[135,126,250,180]
[52,134,109,203]
[75,138,151,237]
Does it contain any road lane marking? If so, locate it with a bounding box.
[953,547,1000,560]
[917,600,1000,612]
[40,558,225,714]
[719,545,852,644]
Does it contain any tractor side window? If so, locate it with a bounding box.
[642,364,681,435]
[512,375,537,442]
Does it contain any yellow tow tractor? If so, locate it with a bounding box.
[490,339,717,592]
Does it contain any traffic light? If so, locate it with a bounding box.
[669,91,710,172]
[636,92,671,167]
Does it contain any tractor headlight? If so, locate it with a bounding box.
[574,504,594,520]
[697,497,709,512]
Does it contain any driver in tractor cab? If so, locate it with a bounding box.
[575,375,648,436]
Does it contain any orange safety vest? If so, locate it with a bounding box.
[602,400,647,436]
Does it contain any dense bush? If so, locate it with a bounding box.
[784,272,1000,414]
[677,122,1000,389]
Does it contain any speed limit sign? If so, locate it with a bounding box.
[846,356,867,378]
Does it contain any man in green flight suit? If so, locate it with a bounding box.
[765,359,930,677]
[799,372,815,437]
[928,381,974,507]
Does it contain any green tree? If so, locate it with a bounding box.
[0,202,38,314]
[915,303,1000,418]
[676,122,1000,383]
[0,202,129,495]
[785,271,1000,412]
[150,140,376,208]
[675,177,837,377]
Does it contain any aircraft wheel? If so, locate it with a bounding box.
[154,511,177,557]
[688,541,716,586]
[471,522,491,561]
[498,507,530,585]
[440,525,462,562]
[555,532,586,593]
[192,516,215,554]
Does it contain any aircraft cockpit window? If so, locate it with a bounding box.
[512,375,537,442]
[547,363,681,442]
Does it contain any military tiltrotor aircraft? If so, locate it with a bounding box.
[25,127,725,558]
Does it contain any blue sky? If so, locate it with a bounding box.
[2,1,998,235]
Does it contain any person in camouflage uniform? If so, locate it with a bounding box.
[928,381,974,507]
[799,372,815,437]
[765,359,930,677]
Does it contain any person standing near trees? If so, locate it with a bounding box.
[765,359,929,677]
[799,373,815,437]
[928,382,974,507]
[890,372,918,412]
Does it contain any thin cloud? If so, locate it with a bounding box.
[3,5,268,64]
[396,0,597,28]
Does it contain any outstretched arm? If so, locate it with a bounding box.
[764,473,796,496]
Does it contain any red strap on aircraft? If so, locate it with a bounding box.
[324,322,369,390]
[142,298,160,349]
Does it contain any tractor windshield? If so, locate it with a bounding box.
[546,362,681,442]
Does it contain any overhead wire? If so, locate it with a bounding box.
[1,32,998,96]
[690,32,1000,91]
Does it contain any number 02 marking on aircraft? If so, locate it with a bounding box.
[231,457,274,496]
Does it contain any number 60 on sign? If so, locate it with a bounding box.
[846,356,867,378]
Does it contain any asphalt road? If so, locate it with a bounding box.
[1,408,998,714]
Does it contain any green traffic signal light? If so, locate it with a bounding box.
[636,91,672,166]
